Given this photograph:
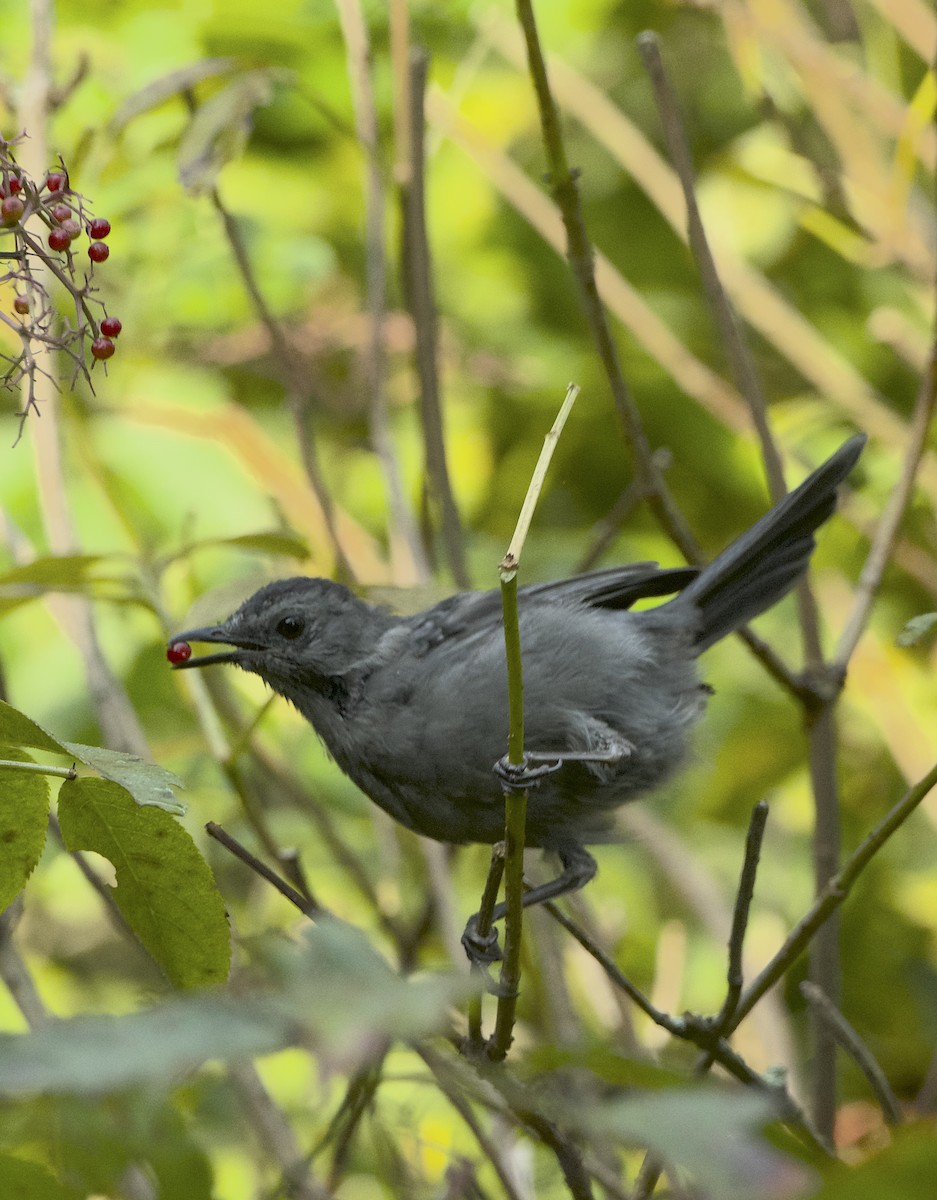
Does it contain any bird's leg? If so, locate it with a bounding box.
[461,841,598,966]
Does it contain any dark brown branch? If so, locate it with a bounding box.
[513,0,699,558]
[801,982,903,1126]
[208,185,354,582]
[205,821,323,919]
[731,759,937,1029]
[720,800,770,1025]
[401,48,470,588]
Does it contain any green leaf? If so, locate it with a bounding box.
[257,920,477,1071]
[568,1087,812,1200]
[110,58,238,131]
[0,919,471,1097]
[59,743,185,815]
[0,701,67,757]
[0,754,49,911]
[224,530,309,557]
[167,528,310,566]
[0,1154,79,1200]
[810,1124,937,1199]
[57,778,230,989]
[178,68,291,194]
[0,701,185,814]
[0,555,140,614]
[0,996,286,1097]
[897,612,937,646]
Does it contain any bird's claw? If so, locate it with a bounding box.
[461,917,503,966]
[492,754,560,792]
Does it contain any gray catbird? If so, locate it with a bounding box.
[170,434,864,954]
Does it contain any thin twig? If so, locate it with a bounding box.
[230,1062,333,1200]
[205,821,324,918]
[0,903,48,1028]
[730,759,937,1030]
[401,47,470,588]
[635,33,786,504]
[417,1044,527,1200]
[335,0,429,583]
[805,699,842,1140]
[513,0,698,557]
[207,184,353,581]
[467,846,505,1045]
[836,346,937,668]
[800,982,903,1126]
[718,800,770,1029]
[835,49,937,666]
[543,899,827,1151]
[324,1061,385,1190]
[502,383,579,573]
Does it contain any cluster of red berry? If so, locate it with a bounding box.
[2,164,123,363]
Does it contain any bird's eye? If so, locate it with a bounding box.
[276,615,305,639]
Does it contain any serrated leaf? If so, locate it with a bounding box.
[0,754,49,911]
[0,701,185,814]
[57,779,230,989]
[0,1154,79,1200]
[178,68,290,194]
[0,701,67,757]
[60,742,185,814]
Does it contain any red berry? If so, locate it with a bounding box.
[166,641,192,665]
[8,177,22,194]
[88,217,111,239]
[88,241,109,263]
[45,171,66,192]
[100,316,122,338]
[48,227,71,251]
[1,195,25,226]
[60,219,81,240]
[50,202,72,223]
[13,295,29,315]
[91,336,115,360]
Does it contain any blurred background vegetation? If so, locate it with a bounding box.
[0,0,935,1196]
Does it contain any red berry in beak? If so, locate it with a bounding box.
[166,641,192,665]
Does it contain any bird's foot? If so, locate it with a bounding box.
[492,754,561,792]
[461,916,503,966]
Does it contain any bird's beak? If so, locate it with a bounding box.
[168,624,243,669]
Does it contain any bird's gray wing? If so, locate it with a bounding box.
[407,563,697,655]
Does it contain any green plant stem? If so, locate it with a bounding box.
[467,848,505,1045]
[484,384,579,1059]
[489,570,526,1061]
[0,759,76,779]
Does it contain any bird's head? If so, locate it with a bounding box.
[168,577,388,701]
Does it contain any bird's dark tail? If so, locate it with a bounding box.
[672,434,865,653]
